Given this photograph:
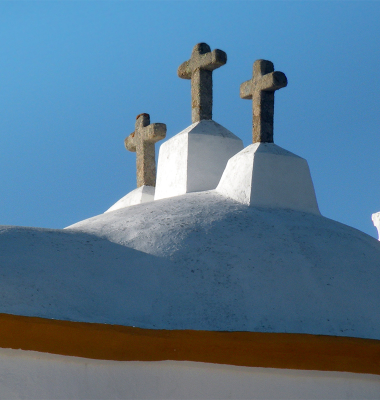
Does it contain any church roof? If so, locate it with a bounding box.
[1,188,379,340]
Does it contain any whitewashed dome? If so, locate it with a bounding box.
[64,188,380,340]
[2,180,379,341]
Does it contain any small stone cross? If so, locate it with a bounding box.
[178,43,227,123]
[240,60,287,143]
[124,113,166,187]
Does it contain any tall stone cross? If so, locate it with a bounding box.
[178,43,227,123]
[124,113,166,188]
[240,60,287,143]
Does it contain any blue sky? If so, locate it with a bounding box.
[0,1,379,237]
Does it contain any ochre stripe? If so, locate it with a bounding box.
[0,313,379,375]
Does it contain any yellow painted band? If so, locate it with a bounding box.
[0,313,379,375]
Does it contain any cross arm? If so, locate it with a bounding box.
[178,60,192,79]
[143,123,167,143]
[124,132,136,152]
[240,71,287,99]
[259,71,287,92]
[200,49,227,71]
[240,80,253,99]
[177,49,227,79]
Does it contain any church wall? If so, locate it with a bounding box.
[0,348,379,399]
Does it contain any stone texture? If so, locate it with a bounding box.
[240,60,287,143]
[178,43,227,123]
[124,113,166,187]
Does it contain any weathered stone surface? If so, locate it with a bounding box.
[178,43,227,123]
[240,60,287,143]
[124,113,166,187]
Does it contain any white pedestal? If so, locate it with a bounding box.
[154,120,243,201]
[105,186,155,213]
[216,143,320,215]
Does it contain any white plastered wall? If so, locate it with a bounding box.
[217,142,320,215]
[0,348,379,399]
[155,129,188,200]
[155,120,243,200]
[187,133,241,192]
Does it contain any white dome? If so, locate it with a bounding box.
[2,189,379,340]
[67,191,380,339]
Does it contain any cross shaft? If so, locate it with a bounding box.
[178,43,227,123]
[124,113,166,187]
[240,60,287,143]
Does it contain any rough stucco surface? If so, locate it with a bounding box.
[0,348,379,400]
[1,191,380,339]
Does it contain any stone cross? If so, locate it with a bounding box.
[178,43,227,123]
[240,60,287,143]
[124,113,166,188]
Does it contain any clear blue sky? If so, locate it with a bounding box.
[0,1,379,237]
